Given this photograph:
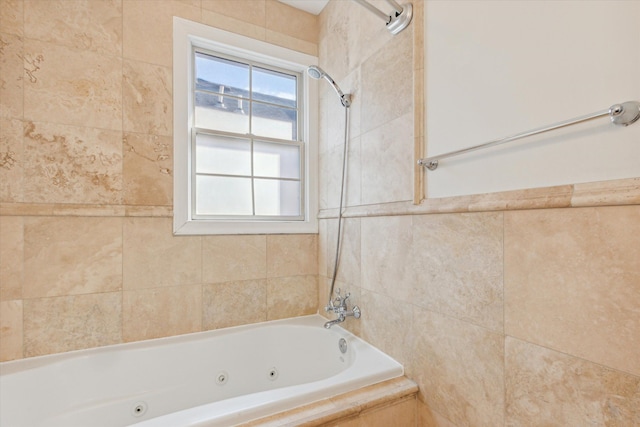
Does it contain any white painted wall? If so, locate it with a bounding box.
[425,0,640,198]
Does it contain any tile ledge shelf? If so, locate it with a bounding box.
[1,177,638,218]
[319,177,640,219]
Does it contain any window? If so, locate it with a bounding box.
[173,18,319,235]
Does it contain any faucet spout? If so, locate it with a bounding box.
[324,317,345,329]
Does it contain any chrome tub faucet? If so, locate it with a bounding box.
[324,289,361,329]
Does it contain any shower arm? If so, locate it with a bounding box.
[352,0,413,35]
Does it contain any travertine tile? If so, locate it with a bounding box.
[325,217,361,287]
[123,132,172,206]
[23,217,122,298]
[123,217,201,290]
[123,59,172,137]
[123,0,200,67]
[318,0,359,83]
[200,9,266,42]
[353,397,417,427]
[0,299,23,361]
[265,1,318,44]
[361,215,414,301]
[264,30,317,56]
[360,289,414,368]
[418,401,458,427]
[412,212,504,332]
[24,0,122,56]
[24,292,122,357]
[23,121,123,204]
[267,275,317,320]
[0,216,22,301]
[360,112,414,205]
[505,337,640,426]
[201,0,265,27]
[411,307,504,427]
[360,26,413,134]
[0,0,23,37]
[0,118,23,202]
[203,279,267,330]
[0,32,23,119]
[123,285,202,342]
[266,234,317,278]
[326,136,361,209]
[505,206,640,375]
[202,235,266,283]
[23,39,122,130]
[572,177,640,207]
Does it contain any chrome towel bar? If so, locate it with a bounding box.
[418,100,640,171]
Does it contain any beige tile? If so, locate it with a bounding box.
[264,30,317,56]
[201,0,265,27]
[123,59,172,137]
[265,1,318,44]
[356,397,417,427]
[23,121,123,204]
[23,217,122,298]
[24,0,122,56]
[325,217,360,287]
[360,26,413,134]
[267,275,317,320]
[355,0,397,67]
[123,217,202,290]
[360,289,414,368]
[123,0,200,68]
[24,292,122,357]
[360,112,414,205]
[418,401,458,427]
[412,212,504,332]
[0,32,23,119]
[202,235,266,283]
[203,279,267,330]
[505,206,640,376]
[411,307,504,427]
[0,216,22,301]
[361,215,414,301]
[572,177,640,207]
[0,299,23,361]
[0,0,23,37]
[123,285,202,342]
[0,118,23,202]
[123,132,172,206]
[200,8,266,41]
[266,234,317,278]
[318,0,360,83]
[23,39,122,130]
[326,136,361,209]
[505,337,640,426]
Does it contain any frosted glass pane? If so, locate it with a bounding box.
[195,92,249,133]
[196,176,252,215]
[252,102,297,140]
[253,67,297,107]
[195,134,251,176]
[254,179,300,216]
[254,141,300,179]
[195,53,249,94]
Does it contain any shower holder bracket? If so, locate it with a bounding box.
[387,3,413,35]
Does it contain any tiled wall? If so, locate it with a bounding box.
[0,0,319,361]
[317,1,640,426]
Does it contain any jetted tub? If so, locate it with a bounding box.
[0,315,403,427]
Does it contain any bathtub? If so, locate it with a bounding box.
[0,315,403,427]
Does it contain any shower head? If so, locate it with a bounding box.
[307,65,351,108]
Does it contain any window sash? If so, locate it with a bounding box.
[190,48,305,222]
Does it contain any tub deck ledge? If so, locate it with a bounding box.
[241,376,418,427]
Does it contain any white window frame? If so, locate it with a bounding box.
[173,17,319,235]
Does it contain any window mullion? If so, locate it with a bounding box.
[249,64,256,216]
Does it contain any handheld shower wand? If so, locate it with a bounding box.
[307,65,351,108]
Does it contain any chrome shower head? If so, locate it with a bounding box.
[307,65,351,108]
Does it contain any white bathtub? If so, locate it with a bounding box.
[0,315,403,427]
